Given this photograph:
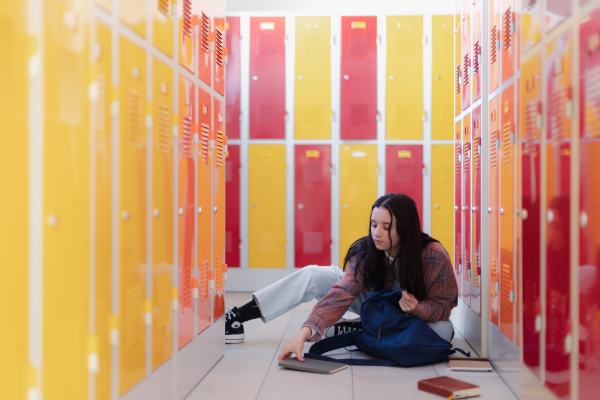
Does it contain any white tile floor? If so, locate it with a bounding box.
[187,293,519,400]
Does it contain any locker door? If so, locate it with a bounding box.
[178,0,196,73]
[178,76,195,349]
[545,31,572,398]
[295,145,331,267]
[579,13,600,398]
[472,0,482,102]
[488,96,500,327]
[43,2,90,399]
[489,0,500,93]
[120,0,146,38]
[295,16,331,140]
[454,121,462,291]
[387,16,423,140]
[250,17,286,139]
[340,16,377,140]
[546,0,572,33]
[151,58,174,370]
[522,0,542,53]
[213,99,227,319]
[339,145,378,267]
[118,36,147,395]
[501,0,515,83]
[91,20,112,400]
[515,78,521,347]
[225,145,241,267]
[153,0,174,57]
[385,145,424,227]
[500,85,515,341]
[197,0,212,85]
[197,87,212,333]
[249,145,286,268]
[521,52,542,379]
[226,17,241,139]
[0,3,29,399]
[462,114,471,307]
[432,15,455,140]
[213,0,226,95]
[431,145,455,263]
[461,0,471,110]
[455,0,462,117]
[471,105,482,316]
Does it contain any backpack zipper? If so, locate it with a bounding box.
[377,325,382,340]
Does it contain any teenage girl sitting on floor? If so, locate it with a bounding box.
[224,193,458,362]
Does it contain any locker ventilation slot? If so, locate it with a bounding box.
[259,104,278,125]
[257,34,277,55]
[350,161,369,182]
[226,231,233,253]
[490,25,498,64]
[215,256,224,292]
[550,87,568,140]
[350,33,369,54]
[92,75,106,136]
[442,33,454,55]
[200,124,210,163]
[303,232,323,254]
[442,162,454,184]
[394,160,415,184]
[464,142,470,173]
[473,252,480,287]
[158,0,170,17]
[396,34,415,55]
[182,116,193,159]
[199,261,209,301]
[584,65,600,138]
[215,131,225,167]
[441,103,454,126]
[201,12,210,54]
[502,123,512,164]
[490,259,498,295]
[258,231,277,253]
[304,34,323,55]
[463,54,469,86]
[490,130,498,168]
[473,41,480,75]
[501,263,512,306]
[157,106,171,154]
[124,285,144,348]
[155,273,171,327]
[305,105,323,126]
[181,263,192,309]
[455,145,461,175]
[216,28,224,67]
[128,90,144,148]
[474,136,481,170]
[226,160,233,182]
[59,50,83,125]
[182,0,192,37]
[395,104,415,126]
[526,0,537,10]
[350,104,369,125]
[524,102,538,155]
[503,8,512,50]
[456,64,461,94]
[302,162,323,183]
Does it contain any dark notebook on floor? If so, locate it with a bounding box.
[278,357,348,374]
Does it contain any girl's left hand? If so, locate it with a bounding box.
[399,291,422,316]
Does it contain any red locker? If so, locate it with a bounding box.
[249,17,286,139]
[295,145,331,267]
[579,12,600,398]
[501,0,515,83]
[546,0,572,33]
[213,0,226,95]
[521,52,542,379]
[225,17,241,139]
[462,114,471,307]
[340,16,377,140]
[197,87,212,333]
[196,0,212,85]
[461,0,471,111]
[178,76,196,348]
[489,0,500,93]
[213,98,226,320]
[225,145,240,268]
[472,0,482,102]
[488,96,500,327]
[385,145,423,227]
[545,31,572,399]
[455,0,462,116]
[454,121,462,296]
[471,105,482,315]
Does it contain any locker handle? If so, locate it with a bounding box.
[521,209,528,220]
[581,210,588,228]
[500,208,505,215]
[487,207,492,214]
[198,207,203,214]
[153,209,160,218]
[298,76,303,80]
[454,206,458,212]
[471,206,477,213]
[435,76,440,80]
[343,75,350,80]
[435,205,440,209]
[252,76,258,81]
[389,76,395,80]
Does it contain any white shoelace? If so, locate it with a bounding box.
[224,308,237,321]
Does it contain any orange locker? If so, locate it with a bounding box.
[178,76,196,349]
[213,98,227,320]
[178,0,196,73]
[213,0,227,95]
[455,0,462,116]
[500,85,515,341]
[472,0,482,102]
[488,96,500,327]
[471,105,482,316]
[501,0,515,83]
[461,0,471,110]
[197,87,212,333]
[197,0,212,85]
[462,114,471,307]
[454,120,462,297]
[489,0,500,93]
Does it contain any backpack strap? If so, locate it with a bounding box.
[304,333,397,366]
[449,348,471,357]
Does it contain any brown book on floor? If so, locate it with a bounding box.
[278,357,348,374]
[418,376,481,398]
[447,357,493,372]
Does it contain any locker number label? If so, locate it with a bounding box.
[398,150,412,159]
[306,150,320,158]
[351,21,366,29]
[260,22,275,30]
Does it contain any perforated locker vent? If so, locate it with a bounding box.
[92,75,106,136]
[259,104,278,125]
[257,34,277,55]
[396,34,415,55]
[181,262,192,309]
[490,130,498,167]
[156,106,171,154]
[455,144,461,175]
[489,258,498,295]
[502,122,512,164]
[201,12,210,54]
[199,260,209,301]
[490,25,498,64]
[199,124,210,163]
[524,101,538,155]
[584,65,600,138]
[464,142,470,173]
[350,33,369,54]
[128,90,144,148]
[395,104,415,126]
[123,285,144,348]
[155,273,171,327]
[443,33,454,55]
[350,104,368,125]
[526,0,538,10]
[59,50,83,125]
[463,54,469,86]
[216,28,224,67]
[456,64,461,94]
[303,34,323,55]
[215,130,225,167]
[182,116,193,159]
[303,231,323,254]
[394,160,414,184]
[182,0,192,37]
[441,103,454,126]
[305,105,323,126]
[473,41,480,75]
[302,161,322,183]
[226,231,233,253]
[258,231,277,253]
[501,263,513,306]
[474,136,481,170]
[158,0,170,16]
[503,8,512,50]
[350,161,369,182]
[226,160,233,182]
[473,252,480,287]
[550,87,568,140]
[215,256,224,292]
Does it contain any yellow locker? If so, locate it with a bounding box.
[432,15,455,140]
[387,16,423,140]
[249,145,286,268]
[0,3,29,399]
[295,16,331,140]
[151,57,174,370]
[153,0,174,57]
[339,145,378,267]
[120,0,146,39]
[91,19,112,400]
[43,1,90,399]
[118,36,147,396]
[431,145,455,262]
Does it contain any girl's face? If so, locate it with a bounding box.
[370,207,401,256]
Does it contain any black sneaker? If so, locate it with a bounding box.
[324,317,362,338]
[225,307,245,344]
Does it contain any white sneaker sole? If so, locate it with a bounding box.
[225,334,245,344]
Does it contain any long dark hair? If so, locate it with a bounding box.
[342,193,438,301]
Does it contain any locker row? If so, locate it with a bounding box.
[224,15,456,141]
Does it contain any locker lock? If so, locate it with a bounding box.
[198,207,203,214]
[581,211,588,228]
[462,206,467,212]
[547,210,554,223]
[344,204,349,209]
[471,206,477,213]
[178,208,184,216]
[253,204,257,208]
[435,205,440,209]
[389,76,395,80]
[298,76,303,80]
[153,209,160,218]
[500,208,505,215]
[214,206,218,213]
[122,210,130,221]
[487,207,492,214]
[48,214,58,228]
[252,76,258,81]
[521,209,528,220]
[297,204,304,209]
[435,76,440,80]
[343,75,350,80]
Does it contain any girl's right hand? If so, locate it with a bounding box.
[278,326,312,362]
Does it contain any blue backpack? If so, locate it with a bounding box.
[305,290,469,366]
